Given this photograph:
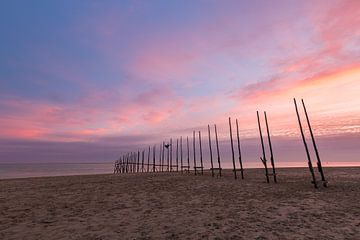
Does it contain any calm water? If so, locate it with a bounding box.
[0,163,114,179]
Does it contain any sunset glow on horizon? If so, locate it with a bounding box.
[0,0,359,166]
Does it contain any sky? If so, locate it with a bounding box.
[0,0,359,167]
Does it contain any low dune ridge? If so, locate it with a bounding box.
[0,167,359,239]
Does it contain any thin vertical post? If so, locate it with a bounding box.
[170,138,173,172]
[142,150,145,172]
[180,137,183,173]
[214,124,222,177]
[198,131,204,175]
[147,146,150,172]
[162,142,165,172]
[187,136,190,173]
[193,131,197,175]
[153,145,156,172]
[176,138,179,172]
[257,111,269,183]
[302,99,327,187]
[167,141,170,172]
[159,143,162,172]
[264,111,276,183]
[294,98,317,188]
[208,125,214,177]
[229,117,237,179]
[137,151,140,173]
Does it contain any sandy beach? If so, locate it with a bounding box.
[0,167,359,239]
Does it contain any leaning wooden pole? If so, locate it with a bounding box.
[257,111,270,183]
[235,119,244,179]
[208,125,214,177]
[264,111,276,183]
[229,117,237,179]
[294,98,318,188]
[198,131,204,175]
[214,124,222,177]
[302,99,327,187]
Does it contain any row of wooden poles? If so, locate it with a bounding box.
[114,98,327,188]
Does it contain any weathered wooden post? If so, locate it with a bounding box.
[193,131,197,175]
[170,138,173,172]
[180,136,183,173]
[215,124,222,177]
[302,99,327,187]
[137,151,140,173]
[141,150,145,172]
[147,146,150,172]
[236,119,244,179]
[159,143,162,172]
[162,142,165,172]
[176,138,179,172]
[294,98,318,188]
[166,141,170,171]
[187,136,190,173]
[229,117,237,179]
[208,125,215,177]
[153,145,156,172]
[257,111,270,183]
[264,111,277,183]
[198,131,204,175]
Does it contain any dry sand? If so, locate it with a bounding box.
[0,167,359,239]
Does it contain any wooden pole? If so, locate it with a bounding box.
[236,119,244,179]
[257,111,269,183]
[167,141,170,172]
[176,138,179,172]
[187,136,190,173]
[142,150,145,172]
[180,136,183,173]
[302,99,327,187]
[198,131,204,175]
[137,151,140,173]
[170,138,173,172]
[264,111,276,183]
[294,98,318,188]
[162,142,165,172]
[159,143,162,172]
[229,117,237,179]
[193,131,197,175]
[147,146,150,172]
[214,124,222,177]
[153,145,156,172]
[208,125,214,177]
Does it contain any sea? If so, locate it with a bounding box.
[0,162,114,179]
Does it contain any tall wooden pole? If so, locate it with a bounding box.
[167,141,170,172]
[180,136,183,173]
[193,131,197,175]
[294,98,318,188]
[170,138,173,172]
[229,117,237,179]
[162,142,165,172]
[264,111,276,183]
[236,119,244,179]
[208,125,214,177]
[257,111,269,183]
[153,145,156,172]
[302,99,327,187]
[176,138,179,172]
[198,131,204,175]
[214,124,222,177]
[187,136,190,173]
[147,146,150,172]
[141,150,145,172]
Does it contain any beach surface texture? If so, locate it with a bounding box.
[0,167,359,239]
